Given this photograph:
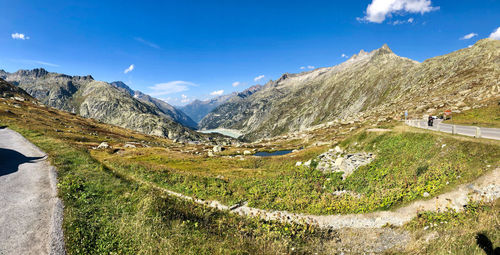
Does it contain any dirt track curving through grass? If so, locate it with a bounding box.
[102,155,500,230]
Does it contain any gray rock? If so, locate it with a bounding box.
[97,142,110,149]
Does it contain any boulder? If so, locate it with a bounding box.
[296,161,302,166]
[334,146,343,154]
[97,142,110,149]
[243,150,252,155]
[124,143,136,148]
[304,160,312,167]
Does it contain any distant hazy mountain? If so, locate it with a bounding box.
[181,85,263,124]
[0,69,202,141]
[199,39,500,140]
[180,94,235,123]
[110,81,197,129]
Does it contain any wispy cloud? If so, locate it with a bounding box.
[489,27,500,40]
[124,64,134,74]
[134,37,161,49]
[300,66,315,70]
[392,17,415,25]
[232,81,240,87]
[148,81,195,96]
[210,90,224,96]
[460,33,478,40]
[254,75,265,82]
[341,54,349,58]
[358,0,438,23]
[11,33,30,40]
[10,59,59,67]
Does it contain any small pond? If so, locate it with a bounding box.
[253,150,293,157]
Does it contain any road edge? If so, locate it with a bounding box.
[48,165,65,255]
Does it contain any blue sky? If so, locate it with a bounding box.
[1,0,499,106]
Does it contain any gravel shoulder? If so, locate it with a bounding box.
[0,128,64,255]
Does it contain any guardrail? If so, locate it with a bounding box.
[405,119,484,139]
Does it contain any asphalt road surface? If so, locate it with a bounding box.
[406,119,500,140]
[0,127,64,255]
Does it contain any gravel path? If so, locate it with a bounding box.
[0,128,64,255]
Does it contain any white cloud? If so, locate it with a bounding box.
[489,27,500,40]
[254,75,265,82]
[300,66,315,70]
[148,81,195,96]
[232,81,240,87]
[460,33,478,40]
[124,64,134,74]
[11,33,30,40]
[210,90,224,96]
[408,17,414,23]
[134,37,161,49]
[341,54,349,58]
[360,0,438,23]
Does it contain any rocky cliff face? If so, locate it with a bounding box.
[1,69,202,141]
[110,81,197,129]
[199,39,500,140]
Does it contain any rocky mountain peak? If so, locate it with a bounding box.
[375,43,394,55]
[111,81,134,96]
[15,68,49,78]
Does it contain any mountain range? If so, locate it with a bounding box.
[1,39,498,142]
[0,69,202,141]
[198,39,500,140]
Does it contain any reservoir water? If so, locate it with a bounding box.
[253,150,293,157]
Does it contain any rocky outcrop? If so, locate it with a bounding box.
[0,78,34,100]
[199,39,500,141]
[316,147,375,179]
[1,69,203,141]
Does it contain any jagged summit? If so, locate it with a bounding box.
[378,43,393,54]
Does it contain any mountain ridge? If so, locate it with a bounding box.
[199,39,500,140]
[0,69,203,141]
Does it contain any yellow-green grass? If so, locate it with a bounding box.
[1,98,499,254]
[95,127,500,215]
[405,199,499,254]
[443,99,500,128]
[0,99,331,254]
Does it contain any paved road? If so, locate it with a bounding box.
[406,119,500,140]
[0,128,64,255]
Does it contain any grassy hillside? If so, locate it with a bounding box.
[443,98,500,128]
[0,97,498,253]
[0,97,331,254]
[94,127,499,215]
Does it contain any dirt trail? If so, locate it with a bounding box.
[0,128,64,255]
[116,164,499,229]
